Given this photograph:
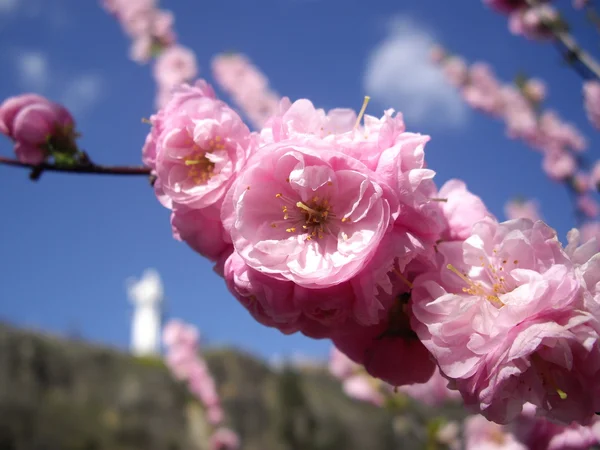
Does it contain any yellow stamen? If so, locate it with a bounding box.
[557,389,568,400]
[354,96,371,129]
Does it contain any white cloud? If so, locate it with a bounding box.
[364,16,467,129]
[0,0,18,14]
[16,51,48,91]
[61,74,104,115]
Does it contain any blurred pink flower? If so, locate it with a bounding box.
[464,414,526,450]
[398,368,462,407]
[210,427,240,450]
[342,375,385,406]
[504,198,541,222]
[509,5,558,41]
[584,81,600,130]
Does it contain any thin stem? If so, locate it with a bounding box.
[524,0,600,80]
[0,155,151,176]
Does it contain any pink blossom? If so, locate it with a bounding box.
[329,346,357,380]
[504,198,541,222]
[523,78,546,104]
[442,56,468,87]
[462,63,504,116]
[542,150,576,181]
[223,249,377,338]
[398,368,462,407]
[464,414,527,450]
[221,137,397,288]
[509,5,558,41]
[209,427,240,450]
[223,251,303,335]
[573,0,590,9]
[591,161,600,191]
[153,45,198,89]
[577,195,600,218]
[171,205,232,261]
[163,320,226,427]
[436,421,461,450]
[411,218,600,424]
[572,172,592,194]
[211,53,280,129]
[584,81,600,130]
[331,294,436,387]
[580,222,600,249]
[162,319,199,349]
[438,179,492,241]
[0,93,76,164]
[513,403,600,450]
[501,87,538,141]
[342,375,385,406]
[153,80,252,211]
[207,406,225,426]
[535,112,587,154]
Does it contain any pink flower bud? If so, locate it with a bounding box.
[0,93,76,164]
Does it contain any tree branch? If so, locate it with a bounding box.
[0,155,151,177]
[525,0,600,81]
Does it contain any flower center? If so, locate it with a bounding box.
[183,137,224,185]
[446,252,520,308]
[272,184,341,240]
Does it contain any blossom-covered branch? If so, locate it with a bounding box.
[432,48,600,227]
[101,0,199,108]
[211,53,281,129]
[163,320,240,450]
[486,0,600,80]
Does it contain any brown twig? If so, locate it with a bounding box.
[0,155,151,176]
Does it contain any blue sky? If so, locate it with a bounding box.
[0,0,598,364]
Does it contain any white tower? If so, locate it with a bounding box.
[127,269,164,357]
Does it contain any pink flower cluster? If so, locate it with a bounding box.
[146,77,600,426]
[411,218,600,424]
[484,0,558,41]
[434,50,600,222]
[0,94,77,164]
[162,319,240,450]
[101,0,198,109]
[212,53,280,129]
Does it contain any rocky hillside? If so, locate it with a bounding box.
[0,323,463,450]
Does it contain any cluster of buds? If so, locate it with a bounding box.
[0,94,88,177]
